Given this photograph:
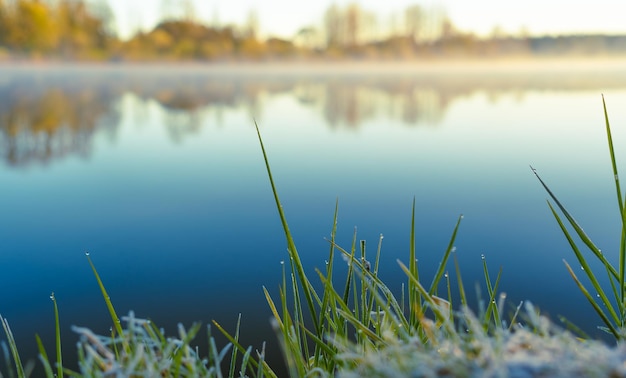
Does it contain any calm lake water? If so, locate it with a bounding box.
[2,61,626,372]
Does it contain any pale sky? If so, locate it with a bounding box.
[105,0,626,39]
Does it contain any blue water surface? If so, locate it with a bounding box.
[1,63,626,372]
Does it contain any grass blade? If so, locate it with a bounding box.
[428,215,463,296]
[85,253,125,339]
[228,314,242,378]
[35,335,54,378]
[1,315,25,378]
[50,292,63,378]
[453,251,467,307]
[563,259,619,338]
[547,201,619,324]
[398,260,458,338]
[602,95,626,309]
[409,197,419,328]
[602,95,624,212]
[255,122,320,336]
[532,167,618,280]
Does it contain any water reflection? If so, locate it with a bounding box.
[3,63,626,165]
[0,78,120,167]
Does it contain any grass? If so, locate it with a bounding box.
[2,97,626,376]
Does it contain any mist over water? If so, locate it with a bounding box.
[1,62,626,372]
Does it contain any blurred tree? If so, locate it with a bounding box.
[54,0,113,58]
[324,3,342,48]
[404,4,423,43]
[4,0,59,54]
[344,3,361,47]
[243,9,259,39]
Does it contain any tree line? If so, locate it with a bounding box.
[1,0,626,61]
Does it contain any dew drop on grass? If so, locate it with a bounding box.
[581,266,585,271]
[49,292,55,301]
[451,247,457,253]
[280,261,284,265]
[444,273,449,278]
[325,260,329,265]
[481,254,485,260]
[85,251,90,256]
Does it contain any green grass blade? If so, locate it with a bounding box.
[532,167,619,280]
[603,95,626,308]
[342,227,358,305]
[482,262,503,329]
[547,201,620,324]
[318,199,339,332]
[602,95,624,212]
[428,215,463,296]
[398,260,458,338]
[453,251,467,307]
[239,346,253,378]
[332,243,410,331]
[1,315,25,378]
[35,334,54,378]
[365,234,385,326]
[557,315,591,339]
[228,314,242,378]
[445,272,453,322]
[50,292,63,378]
[85,253,125,339]
[255,123,320,335]
[563,259,619,338]
[409,197,419,328]
[212,320,276,378]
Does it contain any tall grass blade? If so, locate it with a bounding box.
[0,315,25,378]
[602,95,626,309]
[35,335,54,378]
[557,315,591,339]
[255,122,320,335]
[85,253,125,339]
[409,197,419,328]
[342,228,358,305]
[50,292,63,378]
[531,167,618,280]
[602,95,624,212]
[563,259,619,338]
[547,202,619,324]
[398,260,457,338]
[428,215,463,296]
[481,262,503,329]
[212,320,276,378]
[333,243,409,330]
[318,199,339,332]
[453,251,467,307]
[228,314,242,378]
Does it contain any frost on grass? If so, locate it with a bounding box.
[72,311,243,378]
[335,303,626,378]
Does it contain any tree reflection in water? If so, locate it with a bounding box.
[2,64,626,166]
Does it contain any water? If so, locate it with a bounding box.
[2,62,626,372]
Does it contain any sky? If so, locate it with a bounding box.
[105,0,626,39]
